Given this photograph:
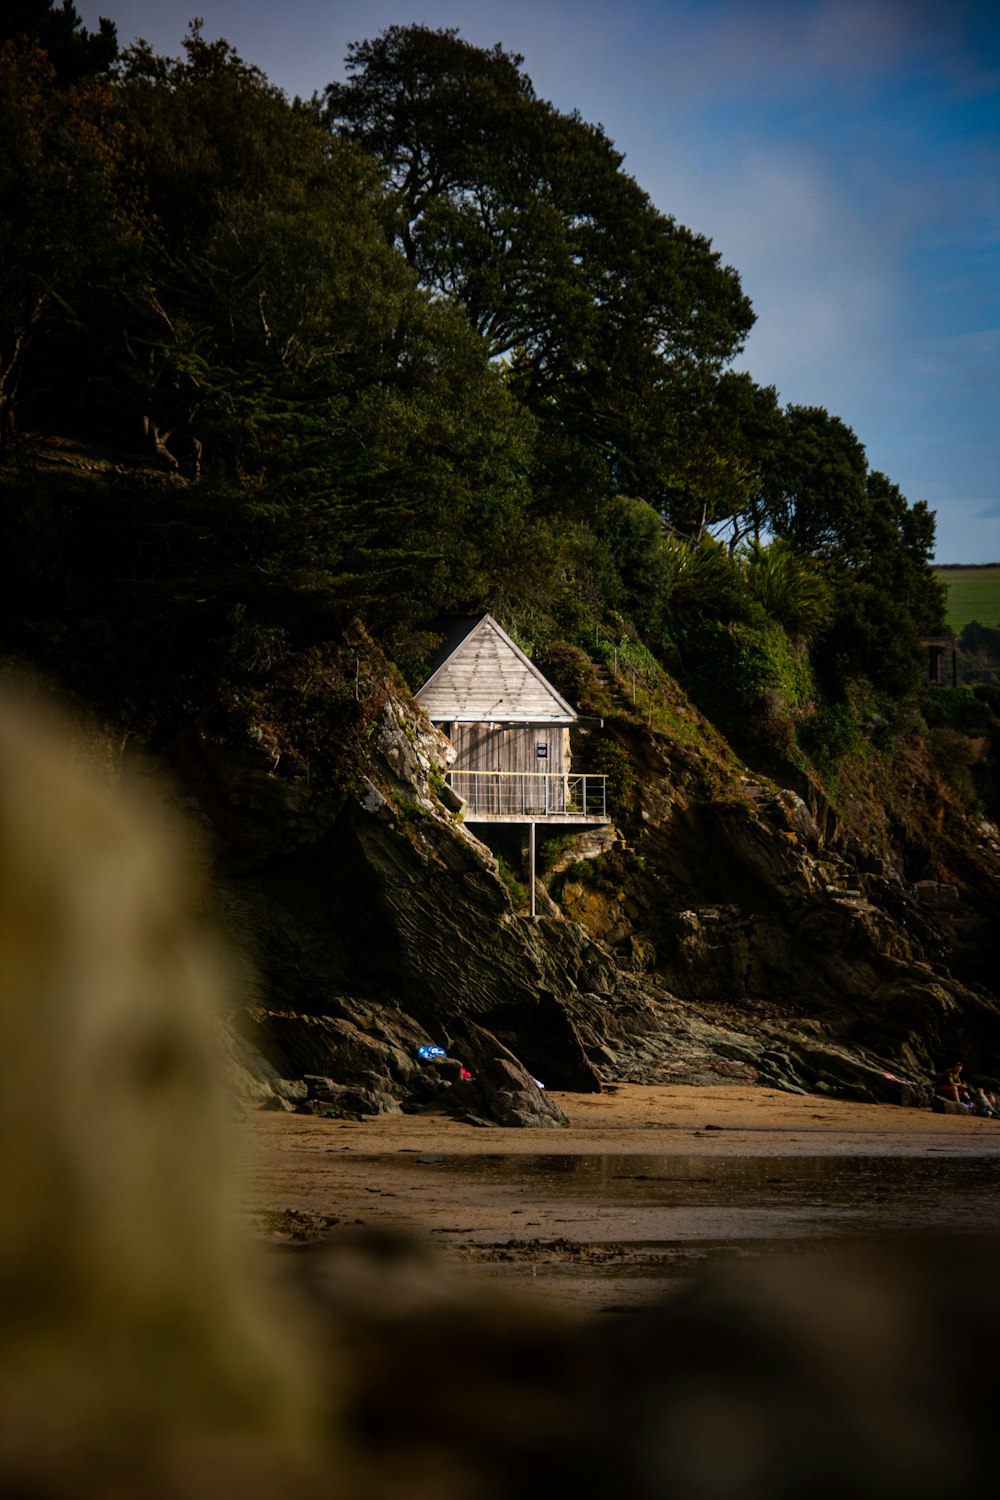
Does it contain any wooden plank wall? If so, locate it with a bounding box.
[451,724,566,774]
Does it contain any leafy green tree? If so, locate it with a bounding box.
[1,0,117,85]
[322,26,532,277]
[0,39,131,445]
[819,583,926,697]
[674,611,813,757]
[324,25,754,507]
[758,405,870,558]
[108,27,402,470]
[657,370,783,542]
[598,497,668,633]
[103,25,538,591]
[805,469,944,695]
[0,13,951,749]
[860,470,945,633]
[961,621,1000,656]
[752,405,945,695]
[0,22,544,709]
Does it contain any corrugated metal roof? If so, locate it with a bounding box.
[415,614,577,723]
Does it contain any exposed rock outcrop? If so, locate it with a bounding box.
[151,665,1000,1122]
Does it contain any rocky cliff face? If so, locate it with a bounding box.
[154,658,1000,1124]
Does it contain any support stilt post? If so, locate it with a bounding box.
[529,820,536,918]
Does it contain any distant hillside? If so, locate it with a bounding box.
[933,566,1000,634]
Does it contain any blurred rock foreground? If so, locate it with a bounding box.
[146,645,1000,1122]
[305,1227,1000,1500]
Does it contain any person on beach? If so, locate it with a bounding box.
[971,1083,999,1118]
[934,1062,973,1112]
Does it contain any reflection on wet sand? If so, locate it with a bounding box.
[385,1150,1000,1309]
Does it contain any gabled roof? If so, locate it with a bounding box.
[415,614,577,724]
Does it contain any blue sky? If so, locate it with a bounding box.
[79,0,1000,563]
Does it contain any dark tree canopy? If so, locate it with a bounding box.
[657,370,784,542]
[0,16,949,744]
[324,25,755,508]
[0,39,131,445]
[758,405,870,558]
[1,0,117,84]
[861,470,944,632]
[756,405,942,622]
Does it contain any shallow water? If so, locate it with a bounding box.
[419,1149,1000,1227]
[400,1151,1000,1309]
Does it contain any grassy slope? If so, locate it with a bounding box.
[933,566,1000,634]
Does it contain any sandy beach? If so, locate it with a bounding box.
[227,1086,1000,1498]
[238,1084,1000,1312]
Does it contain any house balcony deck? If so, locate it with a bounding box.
[448,770,609,823]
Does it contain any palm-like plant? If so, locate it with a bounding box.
[660,535,743,617]
[743,539,833,644]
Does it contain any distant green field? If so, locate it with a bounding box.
[933,567,1000,634]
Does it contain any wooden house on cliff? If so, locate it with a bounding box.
[415,614,608,825]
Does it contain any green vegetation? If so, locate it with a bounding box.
[495,855,528,909]
[0,8,976,823]
[538,833,579,870]
[565,855,609,889]
[934,567,1000,635]
[586,740,636,821]
[918,685,996,735]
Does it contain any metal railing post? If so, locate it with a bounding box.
[442,770,607,819]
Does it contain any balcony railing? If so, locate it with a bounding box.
[448,770,608,821]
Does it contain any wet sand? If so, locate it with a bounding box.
[237,1085,1000,1312]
